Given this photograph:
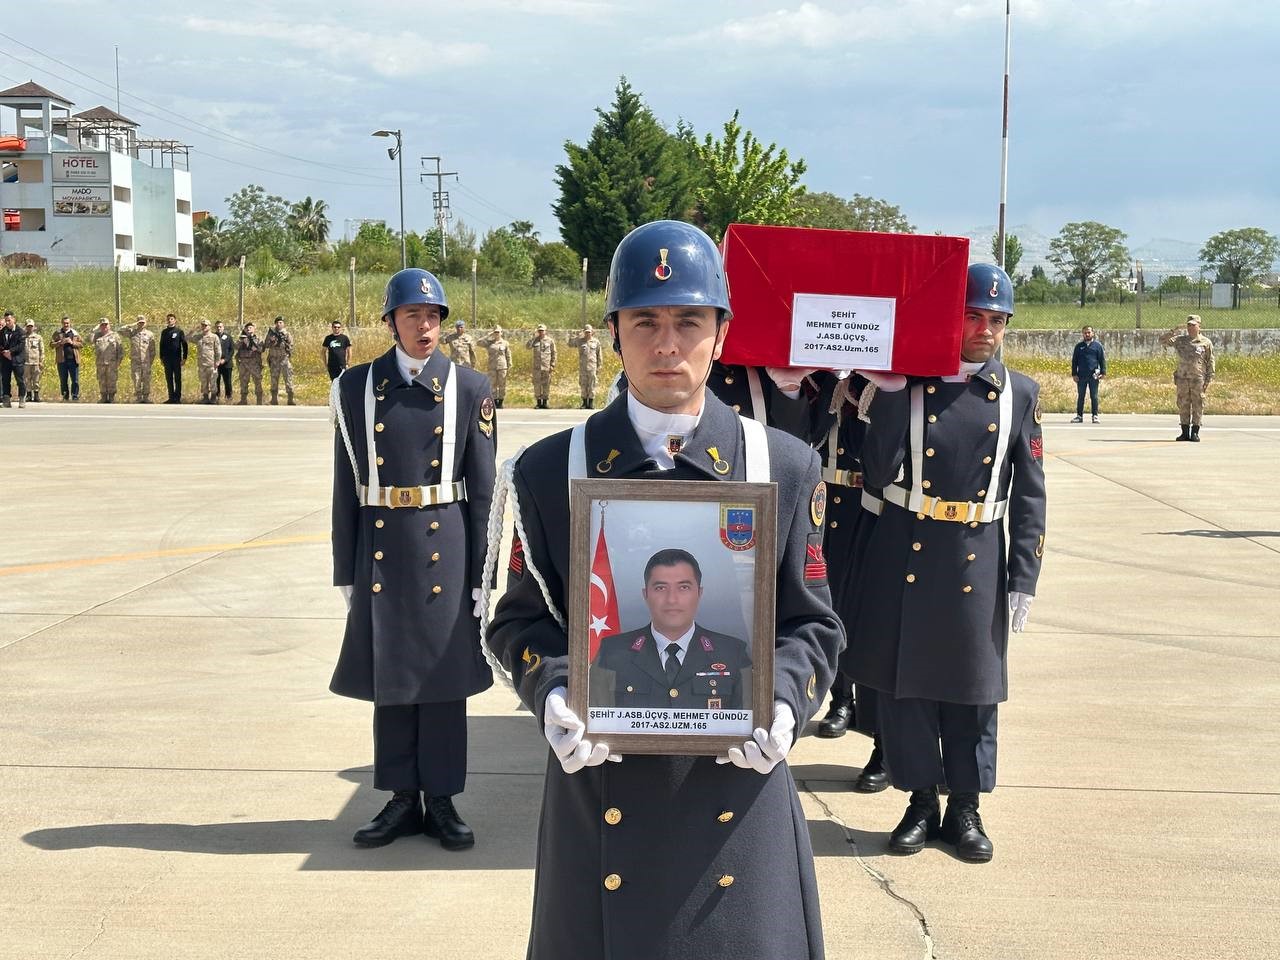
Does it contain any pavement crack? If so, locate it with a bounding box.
[66,858,173,959]
[800,782,938,959]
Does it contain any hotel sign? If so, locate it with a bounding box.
[52,153,110,183]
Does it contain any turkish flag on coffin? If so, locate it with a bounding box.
[719,223,969,377]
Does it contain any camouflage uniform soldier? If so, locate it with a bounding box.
[483,326,512,408]
[236,322,265,405]
[567,323,604,409]
[190,319,223,404]
[23,321,43,402]
[525,323,557,409]
[91,319,125,404]
[443,320,477,369]
[265,315,296,405]
[120,315,157,403]
[1160,314,1215,442]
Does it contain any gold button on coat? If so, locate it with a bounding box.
[983,456,993,464]
[922,480,931,489]
[829,521,838,529]
[375,519,385,529]
[376,456,384,466]
[718,875,735,888]
[837,447,845,455]
[978,489,987,497]
[925,447,935,457]
[434,426,443,436]
[912,542,922,551]
[963,585,973,593]
[374,422,385,433]
[967,553,976,561]
[374,551,384,560]
[669,688,680,698]
[430,521,440,531]
[928,414,938,424]
[431,459,440,467]
[725,376,735,385]
[906,574,916,583]
[432,585,442,595]
[926,385,936,394]
[987,423,997,432]
[833,496,842,505]
[732,404,741,412]
[969,521,979,528]
[604,808,622,825]
[916,512,926,520]
[431,552,440,562]
[717,811,734,823]
[604,874,622,891]
[988,391,998,400]
[372,583,382,593]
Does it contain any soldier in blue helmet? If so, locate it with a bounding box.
[329,267,498,850]
[486,220,843,960]
[847,261,1046,863]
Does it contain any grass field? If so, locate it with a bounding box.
[4,268,1279,332]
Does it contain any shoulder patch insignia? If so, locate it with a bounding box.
[508,536,524,578]
[711,662,727,671]
[479,419,493,438]
[522,647,542,673]
[1035,533,1045,559]
[631,634,645,651]
[480,396,495,421]
[810,481,828,526]
[804,533,828,586]
[700,635,715,652]
[1030,435,1044,460]
[1033,399,1043,425]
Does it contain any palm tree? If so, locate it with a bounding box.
[288,196,331,246]
[193,214,228,271]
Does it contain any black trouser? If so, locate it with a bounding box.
[328,363,346,381]
[1076,376,1099,416]
[373,700,467,796]
[58,361,80,399]
[217,364,232,397]
[0,359,22,398]
[878,696,998,793]
[163,360,182,401]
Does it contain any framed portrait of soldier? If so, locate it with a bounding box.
[567,479,777,756]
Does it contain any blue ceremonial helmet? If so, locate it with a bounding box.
[604,220,732,322]
[382,268,450,322]
[966,262,1015,318]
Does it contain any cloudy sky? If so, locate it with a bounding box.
[5,0,1277,253]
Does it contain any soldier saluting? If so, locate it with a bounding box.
[486,220,842,960]
[329,268,497,851]
[850,263,1047,863]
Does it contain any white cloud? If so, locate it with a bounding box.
[182,16,488,78]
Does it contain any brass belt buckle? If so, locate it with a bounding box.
[931,498,966,522]
[387,486,422,509]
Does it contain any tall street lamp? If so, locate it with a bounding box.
[371,129,406,270]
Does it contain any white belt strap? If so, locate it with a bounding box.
[569,421,588,481]
[745,367,766,422]
[985,377,1014,513]
[861,490,884,516]
[741,415,770,482]
[441,365,458,484]
[825,418,840,474]
[907,384,925,513]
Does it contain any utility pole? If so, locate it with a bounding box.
[419,156,458,262]
[996,0,1011,269]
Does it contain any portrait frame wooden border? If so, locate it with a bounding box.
[568,478,777,756]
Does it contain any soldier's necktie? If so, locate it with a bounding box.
[664,643,682,685]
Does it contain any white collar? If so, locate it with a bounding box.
[395,346,429,384]
[627,392,703,469]
[652,623,696,661]
[942,360,987,383]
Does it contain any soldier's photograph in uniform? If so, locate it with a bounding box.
[566,479,778,755]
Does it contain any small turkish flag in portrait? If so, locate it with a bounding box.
[588,527,620,662]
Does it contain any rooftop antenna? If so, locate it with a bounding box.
[115,46,121,114]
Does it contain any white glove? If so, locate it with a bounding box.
[543,686,621,773]
[764,366,817,394]
[1009,591,1034,633]
[855,370,908,392]
[716,701,795,774]
[472,587,483,620]
[337,584,353,611]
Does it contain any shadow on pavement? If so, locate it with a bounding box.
[1155,529,1280,539]
[22,716,546,872]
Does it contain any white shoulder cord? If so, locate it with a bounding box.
[740,415,770,481]
[984,378,1015,512]
[745,367,766,422]
[328,373,361,496]
[477,447,569,692]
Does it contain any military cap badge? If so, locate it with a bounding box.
[654,248,672,282]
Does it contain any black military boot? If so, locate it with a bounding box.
[1190,425,1201,442]
[352,791,424,847]
[853,740,890,793]
[940,792,993,863]
[816,695,854,738]
[1176,423,1190,441]
[888,787,940,855]
[424,795,475,851]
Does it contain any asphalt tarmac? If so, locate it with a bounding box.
[4,403,1278,960]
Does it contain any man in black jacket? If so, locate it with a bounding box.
[1,310,27,408]
[214,321,234,401]
[159,313,188,403]
[1070,326,1106,423]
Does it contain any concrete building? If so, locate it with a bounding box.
[0,81,194,271]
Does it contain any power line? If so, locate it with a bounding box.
[0,32,395,184]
